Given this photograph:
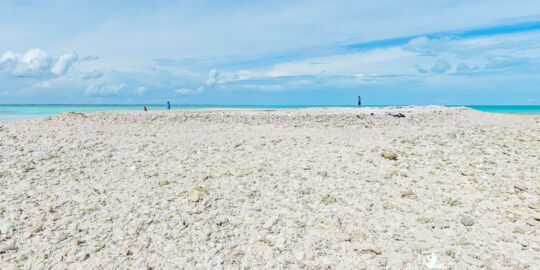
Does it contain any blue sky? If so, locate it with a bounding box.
[1,0,540,105]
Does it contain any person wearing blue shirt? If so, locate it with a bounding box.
[167,101,171,110]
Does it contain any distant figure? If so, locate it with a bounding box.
[167,101,171,110]
[144,106,148,112]
[358,96,362,107]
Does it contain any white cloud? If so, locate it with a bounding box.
[84,83,126,96]
[230,47,417,81]
[237,84,286,91]
[174,86,204,95]
[0,49,78,78]
[456,62,473,72]
[223,30,540,87]
[81,55,99,61]
[430,59,451,73]
[174,69,219,95]
[206,69,218,86]
[0,49,51,77]
[82,70,104,80]
[135,86,147,94]
[174,88,193,94]
[415,64,428,73]
[51,52,78,76]
[31,80,52,89]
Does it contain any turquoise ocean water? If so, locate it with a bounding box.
[0,105,538,122]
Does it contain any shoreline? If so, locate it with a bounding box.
[1,105,539,123]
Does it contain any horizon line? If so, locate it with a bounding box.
[0,104,538,106]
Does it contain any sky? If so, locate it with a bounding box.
[1,0,540,105]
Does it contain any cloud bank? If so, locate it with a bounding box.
[0,49,78,78]
[85,83,126,96]
[174,69,219,95]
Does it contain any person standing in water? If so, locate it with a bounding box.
[143,106,147,112]
[167,101,171,110]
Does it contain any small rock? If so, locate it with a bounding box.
[93,244,105,253]
[417,217,431,224]
[442,196,458,206]
[321,194,337,204]
[379,257,388,267]
[431,217,450,229]
[514,184,527,192]
[445,249,455,258]
[425,252,446,270]
[381,151,398,160]
[528,200,540,212]
[389,113,405,118]
[476,164,487,170]
[0,240,17,253]
[513,225,535,234]
[32,224,43,233]
[157,180,169,186]
[263,216,279,229]
[164,243,177,252]
[331,215,341,226]
[216,217,229,226]
[55,232,68,243]
[319,171,328,177]
[356,243,381,255]
[461,216,474,226]
[0,222,13,235]
[188,187,205,202]
[77,252,90,261]
[498,235,513,242]
[295,251,305,266]
[401,189,415,198]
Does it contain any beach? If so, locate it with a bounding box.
[0,106,539,269]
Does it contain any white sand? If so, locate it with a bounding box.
[0,106,539,269]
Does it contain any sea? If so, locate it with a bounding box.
[0,105,538,122]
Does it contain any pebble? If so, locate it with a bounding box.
[0,239,17,253]
[321,194,337,204]
[400,189,415,198]
[164,243,177,252]
[188,187,205,202]
[32,224,43,233]
[425,252,446,270]
[461,216,475,226]
[77,252,90,261]
[432,217,450,229]
[528,201,540,211]
[514,184,528,192]
[513,225,535,234]
[263,216,279,230]
[55,232,68,243]
[157,180,170,186]
[476,164,487,170]
[0,222,13,235]
[417,217,431,224]
[381,151,398,160]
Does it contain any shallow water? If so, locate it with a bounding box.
[0,104,538,121]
